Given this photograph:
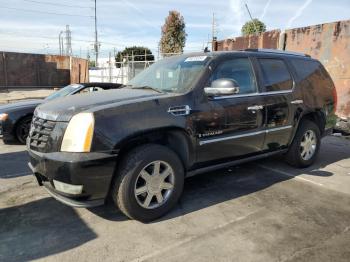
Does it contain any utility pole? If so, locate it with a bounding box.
[244,3,258,35]
[94,0,99,67]
[58,31,64,55]
[211,13,218,51]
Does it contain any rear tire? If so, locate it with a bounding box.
[285,120,321,168]
[111,144,184,222]
[15,116,32,144]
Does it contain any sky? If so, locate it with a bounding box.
[0,0,349,59]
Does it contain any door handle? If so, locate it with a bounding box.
[291,100,303,105]
[247,105,264,111]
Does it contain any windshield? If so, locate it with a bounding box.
[45,84,82,101]
[127,55,211,93]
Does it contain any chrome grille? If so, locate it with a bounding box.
[29,117,55,151]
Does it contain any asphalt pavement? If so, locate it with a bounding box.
[0,136,349,262]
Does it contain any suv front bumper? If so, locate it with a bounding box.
[28,148,118,208]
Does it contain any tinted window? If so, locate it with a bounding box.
[211,58,257,94]
[258,59,293,92]
[290,59,333,87]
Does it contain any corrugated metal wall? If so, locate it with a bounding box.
[214,20,350,117]
[0,52,89,89]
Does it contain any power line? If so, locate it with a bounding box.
[0,6,93,18]
[0,31,123,47]
[23,0,93,9]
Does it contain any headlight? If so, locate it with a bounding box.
[61,113,94,152]
[0,113,8,121]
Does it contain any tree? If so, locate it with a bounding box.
[88,60,96,68]
[160,10,187,56]
[115,46,154,68]
[241,19,266,36]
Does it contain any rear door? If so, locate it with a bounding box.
[254,57,295,150]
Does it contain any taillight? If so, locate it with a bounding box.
[332,87,338,113]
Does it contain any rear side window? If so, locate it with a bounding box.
[258,59,293,92]
[290,59,333,87]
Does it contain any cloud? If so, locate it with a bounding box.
[285,0,313,29]
[119,0,161,30]
[222,0,246,37]
[260,0,272,20]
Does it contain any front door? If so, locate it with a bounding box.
[195,57,265,163]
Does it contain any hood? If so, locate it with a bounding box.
[35,88,167,122]
[0,99,43,113]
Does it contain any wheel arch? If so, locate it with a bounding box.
[114,127,195,171]
[299,110,326,135]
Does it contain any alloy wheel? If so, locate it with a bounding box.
[300,130,317,161]
[17,118,32,143]
[134,160,175,209]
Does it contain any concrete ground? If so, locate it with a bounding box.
[0,89,54,105]
[0,136,349,262]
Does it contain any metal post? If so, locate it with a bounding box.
[109,52,112,82]
[131,51,134,80]
[121,54,124,84]
[2,52,8,88]
[144,49,147,69]
[94,0,99,67]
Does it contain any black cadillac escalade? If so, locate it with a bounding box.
[27,49,337,222]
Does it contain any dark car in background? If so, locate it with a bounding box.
[0,83,122,144]
[27,50,337,222]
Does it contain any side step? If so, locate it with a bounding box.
[187,149,287,177]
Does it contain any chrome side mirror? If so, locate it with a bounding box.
[204,78,240,96]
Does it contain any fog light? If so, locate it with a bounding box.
[53,180,83,195]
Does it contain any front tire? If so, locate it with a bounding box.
[285,120,321,168]
[15,116,32,144]
[111,144,184,222]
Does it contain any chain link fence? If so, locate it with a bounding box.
[89,53,181,84]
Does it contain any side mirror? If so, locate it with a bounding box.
[204,78,240,96]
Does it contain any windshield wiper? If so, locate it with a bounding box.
[130,86,163,93]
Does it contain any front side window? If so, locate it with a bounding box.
[210,58,257,94]
[258,59,293,92]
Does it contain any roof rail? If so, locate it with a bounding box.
[243,48,311,58]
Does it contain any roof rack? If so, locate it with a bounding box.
[243,48,311,57]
